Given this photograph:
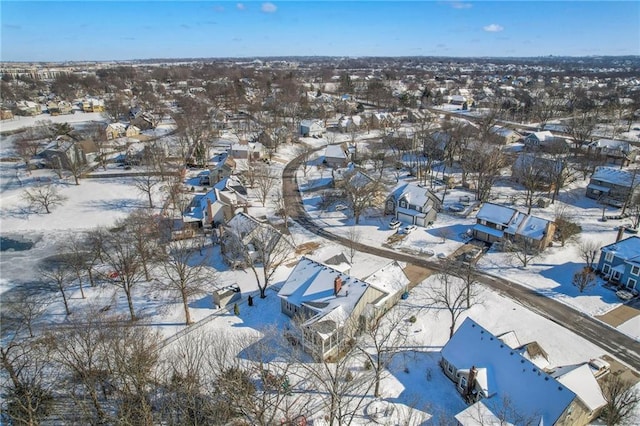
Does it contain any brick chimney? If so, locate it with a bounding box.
[334,276,343,296]
[206,198,214,225]
[465,365,478,400]
[616,226,626,242]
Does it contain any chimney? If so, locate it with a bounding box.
[616,226,626,242]
[466,365,477,399]
[206,198,214,225]
[334,276,343,296]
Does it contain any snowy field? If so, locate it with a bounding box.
[1,120,639,423]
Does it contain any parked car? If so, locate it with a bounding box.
[335,204,348,211]
[389,219,401,229]
[402,225,417,234]
[588,358,611,378]
[464,247,483,263]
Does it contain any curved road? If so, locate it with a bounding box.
[282,149,640,371]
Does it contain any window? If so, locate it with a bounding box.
[400,201,407,208]
[460,376,468,389]
[627,278,637,290]
[447,364,454,375]
[631,265,640,276]
[605,252,614,263]
[603,264,611,275]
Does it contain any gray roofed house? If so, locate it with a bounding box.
[385,182,441,227]
[441,318,601,426]
[586,166,640,207]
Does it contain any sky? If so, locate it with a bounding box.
[1,1,638,62]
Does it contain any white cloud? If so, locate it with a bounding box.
[483,24,504,32]
[236,3,245,10]
[450,1,472,9]
[261,2,277,13]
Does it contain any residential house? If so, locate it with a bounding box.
[338,115,362,133]
[207,152,236,183]
[220,212,291,267]
[524,131,566,151]
[105,123,127,140]
[472,203,555,251]
[15,101,41,116]
[82,98,105,113]
[183,175,248,227]
[385,182,441,227]
[229,140,263,161]
[511,152,563,190]
[324,143,350,168]
[490,126,522,145]
[588,138,637,166]
[39,137,98,170]
[1,109,14,120]
[300,119,325,137]
[371,112,396,129]
[47,100,73,116]
[131,112,158,130]
[125,125,141,138]
[277,257,408,360]
[442,318,603,426]
[596,235,640,291]
[586,166,640,207]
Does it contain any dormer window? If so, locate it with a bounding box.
[605,252,614,263]
[631,265,640,276]
[400,201,407,208]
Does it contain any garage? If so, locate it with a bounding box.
[397,212,416,225]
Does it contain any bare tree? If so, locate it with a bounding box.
[159,238,217,325]
[22,184,67,214]
[296,337,375,426]
[338,169,381,224]
[124,210,161,281]
[47,310,112,425]
[40,262,74,316]
[554,207,582,247]
[96,227,146,321]
[506,239,540,268]
[345,226,361,264]
[355,308,411,398]
[578,239,601,271]
[572,267,597,293]
[600,374,640,426]
[427,271,479,338]
[254,163,278,207]
[133,174,159,209]
[223,222,292,298]
[1,292,50,339]
[1,335,56,426]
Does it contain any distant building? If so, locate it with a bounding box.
[299,119,325,137]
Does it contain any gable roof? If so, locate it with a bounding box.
[591,166,640,188]
[389,182,440,208]
[551,364,606,413]
[442,318,577,425]
[475,203,517,227]
[601,235,640,261]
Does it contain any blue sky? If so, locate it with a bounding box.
[1,1,638,61]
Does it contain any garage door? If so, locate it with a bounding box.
[397,212,415,225]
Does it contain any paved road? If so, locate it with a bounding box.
[282,151,640,371]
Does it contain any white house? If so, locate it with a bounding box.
[278,257,408,360]
[299,119,325,137]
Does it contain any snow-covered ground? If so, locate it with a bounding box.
[1,124,639,423]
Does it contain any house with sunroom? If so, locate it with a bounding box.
[596,235,640,292]
[385,183,441,227]
[277,257,409,360]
